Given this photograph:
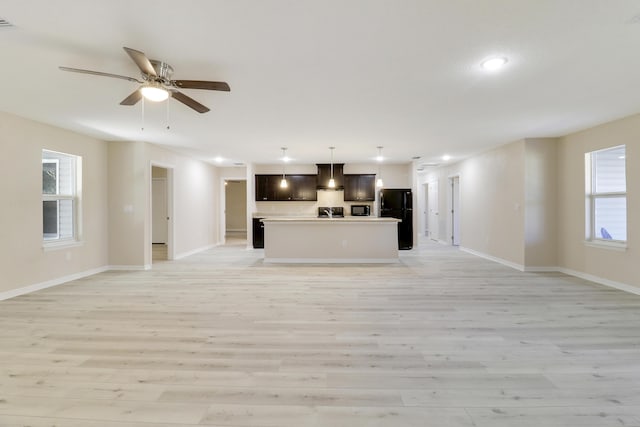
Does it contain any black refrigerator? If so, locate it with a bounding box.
[379,188,413,250]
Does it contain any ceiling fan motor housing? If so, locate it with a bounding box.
[149,60,174,83]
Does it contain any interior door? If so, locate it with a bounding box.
[423,183,429,237]
[452,176,460,246]
[152,178,168,244]
[428,180,439,241]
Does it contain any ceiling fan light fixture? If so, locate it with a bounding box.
[140,83,169,102]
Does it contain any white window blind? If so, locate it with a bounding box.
[42,150,80,243]
[586,145,626,242]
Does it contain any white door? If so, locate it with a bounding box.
[428,180,439,241]
[452,176,460,246]
[152,178,168,244]
[423,183,429,237]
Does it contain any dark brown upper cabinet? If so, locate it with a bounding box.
[344,174,376,201]
[255,174,317,201]
[288,175,317,201]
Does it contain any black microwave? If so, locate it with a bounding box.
[351,205,371,216]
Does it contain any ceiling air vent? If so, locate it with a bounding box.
[0,18,13,27]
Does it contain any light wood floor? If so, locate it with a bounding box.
[2,242,640,426]
[152,244,168,261]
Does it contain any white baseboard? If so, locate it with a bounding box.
[0,266,110,302]
[174,244,217,260]
[523,265,560,272]
[460,246,525,271]
[460,246,639,295]
[108,264,151,271]
[556,267,640,296]
[264,258,400,264]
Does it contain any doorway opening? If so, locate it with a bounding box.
[223,179,247,246]
[151,165,173,262]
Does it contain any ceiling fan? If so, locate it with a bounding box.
[59,47,230,113]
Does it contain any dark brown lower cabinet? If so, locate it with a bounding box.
[252,218,264,248]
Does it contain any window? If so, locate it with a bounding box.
[585,145,626,244]
[42,150,81,244]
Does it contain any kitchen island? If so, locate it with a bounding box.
[261,217,400,263]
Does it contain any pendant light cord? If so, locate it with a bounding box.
[330,146,335,179]
[282,147,287,179]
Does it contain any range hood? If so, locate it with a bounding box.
[316,163,344,190]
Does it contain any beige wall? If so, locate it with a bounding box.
[108,141,219,267]
[557,114,639,288]
[0,112,109,294]
[2,113,218,293]
[420,140,527,266]
[419,114,637,290]
[524,138,558,268]
[108,141,147,266]
[459,141,526,266]
[420,138,558,269]
[147,144,219,260]
[152,166,167,178]
[225,180,247,232]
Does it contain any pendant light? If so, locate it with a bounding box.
[376,146,384,188]
[328,146,336,188]
[280,147,288,188]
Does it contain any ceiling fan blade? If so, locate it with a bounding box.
[171,90,210,113]
[120,89,142,106]
[123,47,157,77]
[59,66,142,83]
[172,80,230,91]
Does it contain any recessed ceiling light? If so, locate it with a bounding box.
[214,156,223,163]
[481,57,508,71]
[442,154,451,161]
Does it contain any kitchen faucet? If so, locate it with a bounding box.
[324,208,332,218]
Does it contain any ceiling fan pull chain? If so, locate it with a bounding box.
[166,98,170,130]
[141,97,145,131]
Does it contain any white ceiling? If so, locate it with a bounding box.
[1,1,640,167]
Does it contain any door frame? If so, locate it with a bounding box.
[449,175,460,246]
[149,162,175,262]
[422,182,429,238]
[427,179,439,242]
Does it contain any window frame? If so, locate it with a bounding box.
[42,150,82,248]
[584,145,627,248]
